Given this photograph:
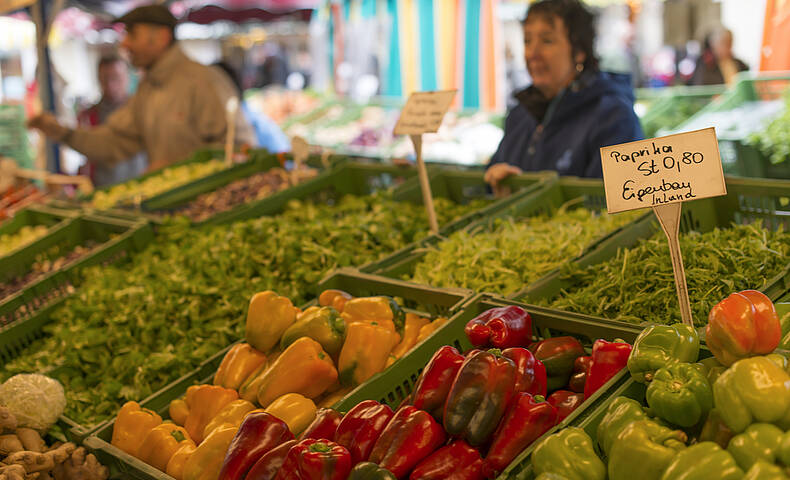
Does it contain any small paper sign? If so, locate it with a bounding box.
[393,90,457,135]
[600,127,726,214]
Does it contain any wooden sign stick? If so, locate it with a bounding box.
[410,134,439,234]
[653,203,694,326]
[225,97,239,167]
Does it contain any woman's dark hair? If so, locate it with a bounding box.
[524,0,599,73]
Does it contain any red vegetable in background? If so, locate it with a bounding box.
[547,390,585,422]
[584,339,632,399]
[465,306,531,349]
[369,406,446,479]
[528,337,585,392]
[335,400,394,465]
[218,412,293,480]
[409,440,484,480]
[412,346,465,419]
[275,438,351,480]
[298,408,343,442]
[502,347,547,397]
[246,439,297,480]
[568,356,592,393]
[482,393,558,479]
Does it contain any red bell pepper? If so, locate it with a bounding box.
[409,440,484,480]
[298,408,343,442]
[246,439,297,480]
[369,406,446,479]
[482,393,558,479]
[465,306,531,349]
[547,390,585,422]
[583,339,632,399]
[218,411,294,480]
[502,347,547,397]
[706,289,782,366]
[443,349,517,446]
[528,336,585,392]
[568,356,592,393]
[412,346,465,419]
[334,400,394,464]
[275,439,351,480]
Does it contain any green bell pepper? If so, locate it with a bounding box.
[699,409,736,449]
[627,324,700,383]
[660,441,744,480]
[531,427,605,480]
[280,306,346,357]
[697,356,727,385]
[608,420,687,480]
[596,396,652,457]
[714,356,790,433]
[727,423,790,471]
[646,362,713,427]
[347,462,398,480]
[743,461,790,480]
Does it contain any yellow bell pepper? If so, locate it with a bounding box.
[166,442,196,480]
[202,399,256,439]
[340,296,404,332]
[213,343,267,390]
[390,313,431,359]
[137,423,194,471]
[111,401,163,458]
[184,385,238,444]
[182,425,237,480]
[245,291,297,353]
[264,393,318,436]
[297,306,321,321]
[251,337,338,408]
[317,387,353,408]
[416,317,448,343]
[169,398,190,427]
[319,289,353,312]
[338,322,401,386]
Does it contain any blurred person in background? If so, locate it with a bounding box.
[77,54,146,187]
[690,27,748,86]
[28,4,252,172]
[486,0,642,185]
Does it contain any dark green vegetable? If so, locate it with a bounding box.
[543,223,790,326]
[409,208,641,295]
[2,193,487,427]
[748,89,790,165]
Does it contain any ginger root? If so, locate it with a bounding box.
[0,408,17,433]
[52,448,108,480]
[0,464,27,480]
[4,443,75,473]
[15,430,44,454]
[0,435,24,456]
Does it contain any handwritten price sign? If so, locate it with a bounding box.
[601,127,726,213]
[600,127,726,327]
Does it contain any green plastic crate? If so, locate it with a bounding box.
[0,206,81,282]
[363,176,647,296]
[199,162,423,225]
[515,176,790,323]
[86,269,473,480]
[0,216,154,363]
[640,85,726,138]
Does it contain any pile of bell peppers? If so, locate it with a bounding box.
[110,288,448,480]
[533,289,790,480]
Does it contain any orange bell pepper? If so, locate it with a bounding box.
[213,343,267,390]
[319,289,353,312]
[183,385,238,444]
[166,442,197,480]
[137,423,194,471]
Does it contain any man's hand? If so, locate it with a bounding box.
[27,113,70,141]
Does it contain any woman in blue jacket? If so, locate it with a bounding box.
[486,0,643,186]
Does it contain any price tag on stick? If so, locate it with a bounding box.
[394,90,457,234]
[599,127,726,326]
[225,97,239,167]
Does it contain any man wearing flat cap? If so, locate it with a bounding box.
[29,4,253,172]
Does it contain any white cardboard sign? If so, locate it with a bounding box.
[393,90,457,135]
